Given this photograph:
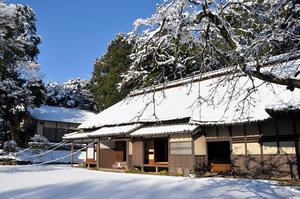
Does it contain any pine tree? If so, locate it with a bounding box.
[0,2,43,141]
[90,34,134,110]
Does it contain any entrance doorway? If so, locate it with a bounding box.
[154,139,168,163]
[207,141,231,173]
[144,139,168,165]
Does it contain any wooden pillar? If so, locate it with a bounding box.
[228,126,232,137]
[257,123,264,172]
[192,135,195,173]
[274,118,280,154]
[228,126,233,165]
[292,115,300,179]
[71,142,74,167]
[96,139,100,170]
[243,124,247,155]
[126,139,129,168]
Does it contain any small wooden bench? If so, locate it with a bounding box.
[84,159,96,168]
[141,163,169,173]
[210,163,231,173]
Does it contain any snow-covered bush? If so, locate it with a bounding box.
[29,135,49,149]
[31,134,49,144]
[3,140,18,153]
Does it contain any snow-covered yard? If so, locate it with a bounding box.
[0,165,299,199]
[0,149,85,164]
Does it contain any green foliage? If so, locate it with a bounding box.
[158,170,169,176]
[126,168,145,174]
[0,2,43,140]
[91,34,133,110]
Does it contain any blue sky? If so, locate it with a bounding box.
[7,0,160,83]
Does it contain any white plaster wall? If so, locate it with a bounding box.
[247,142,261,155]
[232,143,246,155]
[279,141,296,154]
[194,135,207,155]
[263,142,277,154]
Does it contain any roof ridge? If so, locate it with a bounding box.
[129,52,300,97]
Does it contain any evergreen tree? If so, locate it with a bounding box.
[0,2,43,141]
[45,79,97,111]
[91,34,133,110]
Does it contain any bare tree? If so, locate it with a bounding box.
[121,0,300,91]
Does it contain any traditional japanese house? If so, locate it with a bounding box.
[64,56,300,179]
[29,105,96,142]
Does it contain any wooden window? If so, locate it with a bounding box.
[57,122,68,129]
[170,142,192,155]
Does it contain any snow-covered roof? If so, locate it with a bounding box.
[29,105,97,124]
[265,89,300,112]
[64,124,143,139]
[79,58,300,129]
[89,124,142,137]
[62,131,92,140]
[130,123,199,137]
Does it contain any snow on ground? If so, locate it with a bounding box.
[18,150,85,164]
[0,150,85,164]
[0,165,299,199]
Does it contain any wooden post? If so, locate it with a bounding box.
[258,123,264,173]
[126,139,129,169]
[71,142,74,167]
[292,115,300,179]
[96,139,100,170]
[192,135,195,174]
[243,124,247,155]
[274,118,280,154]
